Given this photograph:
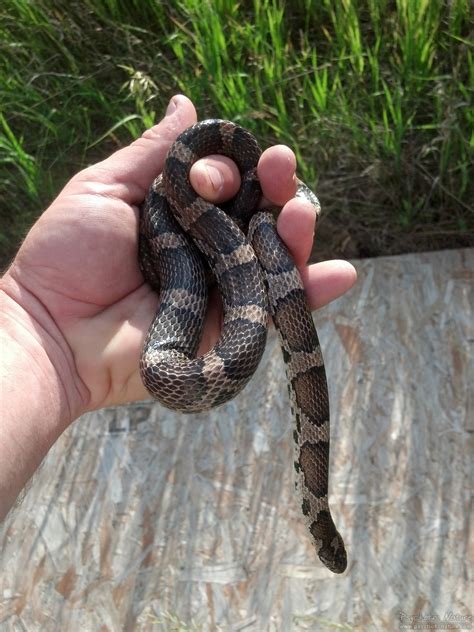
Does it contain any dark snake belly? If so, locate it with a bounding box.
[139,119,347,574]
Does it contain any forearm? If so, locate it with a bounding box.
[0,280,85,520]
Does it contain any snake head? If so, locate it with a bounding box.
[318,534,347,574]
[310,511,347,573]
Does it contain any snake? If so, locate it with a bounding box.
[138,119,347,574]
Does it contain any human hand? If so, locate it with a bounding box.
[1,95,356,420]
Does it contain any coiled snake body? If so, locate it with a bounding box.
[139,119,347,573]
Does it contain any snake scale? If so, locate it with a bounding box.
[139,119,347,573]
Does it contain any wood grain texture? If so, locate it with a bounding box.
[1,248,472,631]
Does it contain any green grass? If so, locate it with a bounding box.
[1,0,472,266]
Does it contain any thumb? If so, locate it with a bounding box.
[71,94,197,205]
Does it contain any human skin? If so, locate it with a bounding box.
[0,95,357,520]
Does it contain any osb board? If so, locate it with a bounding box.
[1,249,472,632]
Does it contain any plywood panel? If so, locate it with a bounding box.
[1,249,472,631]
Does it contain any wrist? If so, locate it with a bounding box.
[1,273,88,424]
[0,274,87,519]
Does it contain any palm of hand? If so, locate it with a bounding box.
[13,174,155,409]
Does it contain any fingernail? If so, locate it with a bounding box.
[165,97,177,117]
[204,164,223,193]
